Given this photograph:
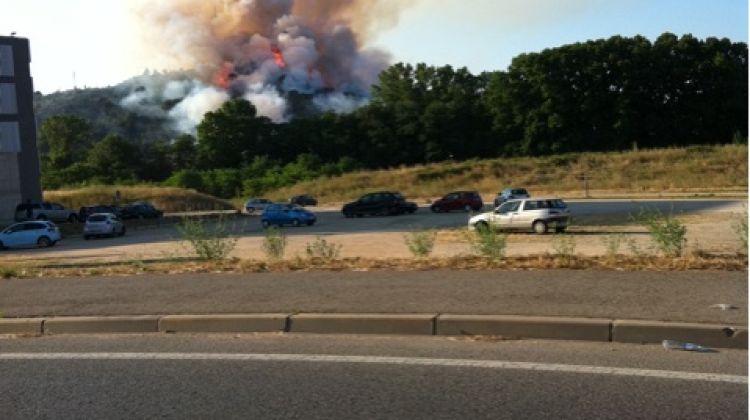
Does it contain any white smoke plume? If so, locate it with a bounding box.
[122,0,410,133]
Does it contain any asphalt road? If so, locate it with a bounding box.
[0,334,745,419]
[0,199,743,258]
[1,271,745,323]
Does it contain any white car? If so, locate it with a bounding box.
[0,221,61,249]
[244,198,273,214]
[469,197,571,234]
[83,213,126,239]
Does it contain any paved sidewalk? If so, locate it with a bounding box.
[0,270,745,324]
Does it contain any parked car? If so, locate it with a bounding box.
[120,202,163,220]
[244,198,274,214]
[431,191,483,213]
[494,188,530,207]
[15,202,78,223]
[261,204,316,228]
[290,194,318,207]
[79,205,122,221]
[0,221,60,249]
[83,213,126,239]
[342,192,418,218]
[469,197,571,234]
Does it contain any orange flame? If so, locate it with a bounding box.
[271,45,287,69]
[213,62,235,89]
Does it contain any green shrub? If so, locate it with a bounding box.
[733,207,748,253]
[262,227,287,260]
[305,236,342,260]
[635,210,687,257]
[601,234,624,258]
[403,230,437,258]
[552,234,577,263]
[469,229,507,261]
[177,217,237,261]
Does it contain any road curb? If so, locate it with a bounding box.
[289,313,437,335]
[0,318,43,335]
[612,320,748,349]
[3,314,747,349]
[436,314,612,342]
[159,314,289,333]
[44,316,160,334]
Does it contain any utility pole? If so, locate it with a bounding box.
[577,173,591,198]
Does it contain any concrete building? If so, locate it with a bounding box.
[0,36,42,223]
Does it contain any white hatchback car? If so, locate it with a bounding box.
[84,213,126,239]
[469,197,571,234]
[0,221,61,249]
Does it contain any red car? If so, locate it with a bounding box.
[430,191,484,212]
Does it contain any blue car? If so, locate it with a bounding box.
[261,204,316,228]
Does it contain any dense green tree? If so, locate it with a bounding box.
[86,134,141,183]
[38,115,94,169]
[196,99,271,168]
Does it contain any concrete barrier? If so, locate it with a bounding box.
[289,313,437,335]
[0,318,43,335]
[612,320,748,349]
[44,316,160,334]
[436,314,612,342]
[159,314,289,333]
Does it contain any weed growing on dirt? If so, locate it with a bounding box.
[552,234,577,264]
[403,230,437,257]
[634,210,687,257]
[178,217,238,261]
[468,229,507,261]
[305,236,342,261]
[0,265,18,279]
[262,227,287,260]
[733,207,748,253]
[601,234,624,258]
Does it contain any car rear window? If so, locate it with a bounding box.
[512,189,528,195]
[88,215,107,222]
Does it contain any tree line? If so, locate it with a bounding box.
[39,33,748,197]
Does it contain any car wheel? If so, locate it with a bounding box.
[555,226,567,233]
[68,214,78,223]
[262,220,271,228]
[430,205,439,213]
[533,220,548,235]
[307,221,314,226]
[292,219,300,227]
[474,221,490,232]
[37,236,52,248]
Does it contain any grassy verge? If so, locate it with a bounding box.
[44,185,237,213]
[268,144,747,203]
[1,253,745,279]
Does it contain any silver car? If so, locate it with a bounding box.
[83,213,126,239]
[469,197,571,234]
[493,188,530,207]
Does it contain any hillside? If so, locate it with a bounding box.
[267,144,748,203]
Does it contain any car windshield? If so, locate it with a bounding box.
[88,215,107,222]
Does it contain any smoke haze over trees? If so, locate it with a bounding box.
[36,33,748,197]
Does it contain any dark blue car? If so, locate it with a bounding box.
[261,204,316,228]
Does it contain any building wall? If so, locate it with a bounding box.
[0,36,41,224]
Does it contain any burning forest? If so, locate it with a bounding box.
[120,0,407,132]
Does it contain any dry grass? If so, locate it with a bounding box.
[44,185,237,213]
[269,144,747,204]
[2,253,745,279]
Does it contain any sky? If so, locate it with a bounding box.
[0,0,747,94]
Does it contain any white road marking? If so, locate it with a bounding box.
[0,353,745,384]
